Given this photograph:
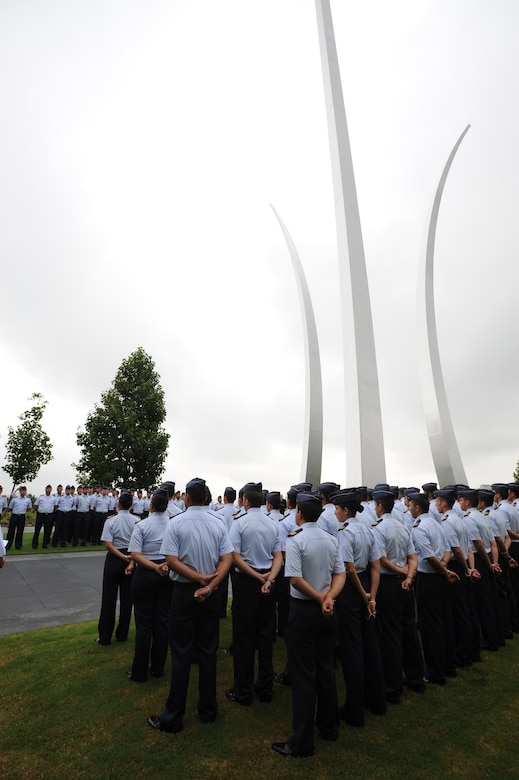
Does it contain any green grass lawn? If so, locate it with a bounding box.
[1,615,518,780]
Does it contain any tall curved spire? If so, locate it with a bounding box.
[418,125,470,486]
[314,0,386,485]
[271,204,323,486]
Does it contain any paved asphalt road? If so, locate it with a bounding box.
[0,551,106,635]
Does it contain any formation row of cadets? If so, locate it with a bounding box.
[210,479,519,756]
[80,474,519,758]
[1,483,187,551]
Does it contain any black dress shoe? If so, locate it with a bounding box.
[127,669,145,682]
[95,638,110,645]
[272,672,290,686]
[220,646,233,655]
[225,688,252,705]
[148,665,163,678]
[271,742,313,758]
[148,715,183,733]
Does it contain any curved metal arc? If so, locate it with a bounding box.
[270,204,323,486]
[315,0,386,485]
[420,124,470,485]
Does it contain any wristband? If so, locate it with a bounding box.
[206,585,211,594]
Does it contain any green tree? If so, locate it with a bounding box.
[3,393,53,495]
[514,459,519,482]
[73,348,169,489]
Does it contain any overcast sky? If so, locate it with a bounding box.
[1,0,518,497]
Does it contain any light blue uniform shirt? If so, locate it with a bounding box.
[441,509,469,560]
[56,494,75,512]
[92,495,110,513]
[102,510,137,549]
[278,508,297,552]
[372,514,415,574]
[317,503,339,537]
[338,518,380,572]
[285,523,344,599]
[217,503,238,531]
[160,505,233,582]
[77,494,91,512]
[129,511,170,560]
[412,514,446,573]
[132,497,145,514]
[229,507,281,569]
[9,496,32,513]
[469,508,493,553]
[35,494,57,513]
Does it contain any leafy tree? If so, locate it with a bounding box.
[3,393,53,495]
[514,459,519,483]
[73,348,169,489]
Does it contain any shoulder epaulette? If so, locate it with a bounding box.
[371,520,379,527]
[442,514,448,521]
[413,519,421,528]
[484,509,490,516]
[464,511,470,517]
[287,528,303,537]
[338,523,348,532]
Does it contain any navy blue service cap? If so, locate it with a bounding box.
[478,489,494,501]
[433,489,456,501]
[330,491,364,513]
[152,487,169,501]
[507,483,519,493]
[458,489,478,502]
[239,482,261,497]
[296,492,322,507]
[404,492,422,502]
[186,477,206,489]
[404,487,420,497]
[266,491,281,502]
[373,489,395,501]
[373,483,390,490]
[292,482,313,492]
[316,482,340,493]
[422,482,437,493]
[243,482,263,493]
[491,483,509,494]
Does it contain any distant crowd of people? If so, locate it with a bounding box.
[0,483,187,551]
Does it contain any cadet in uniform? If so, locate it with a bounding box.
[459,488,502,651]
[333,490,386,726]
[272,492,345,758]
[90,487,111,546]
[316,482,341,537]
[435,488,478,667]
[148,478,233,733]
[96,491,137,645]
[226,483,282,705]
[5,487,32,550]
[409,493,458,684]
[371,488,424,702]
[265,491,285,522]
[32,485,57,549]
[77,487,92,546]
[127,488,172,682]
